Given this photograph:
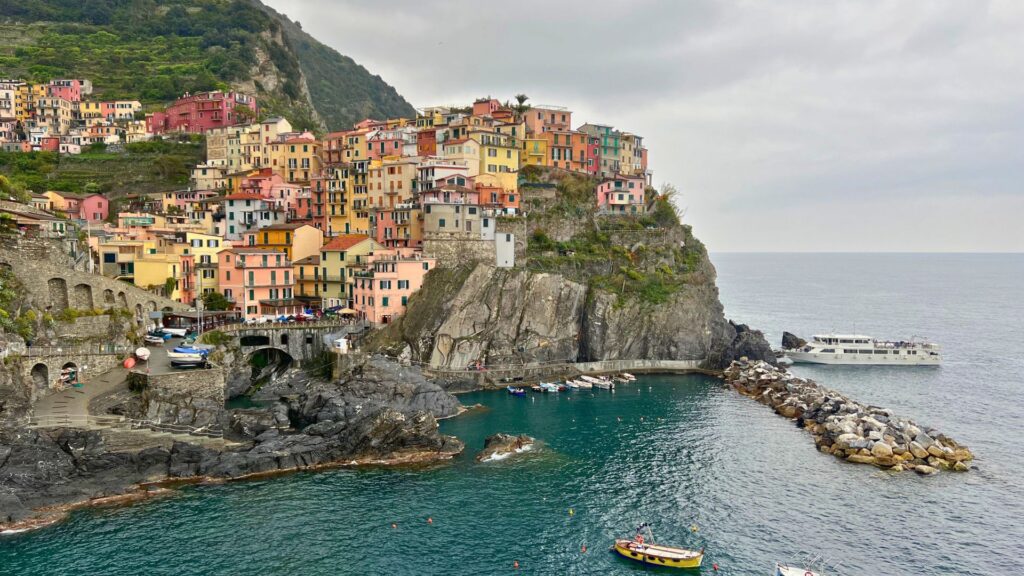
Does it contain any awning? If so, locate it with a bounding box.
[338,308,357,315]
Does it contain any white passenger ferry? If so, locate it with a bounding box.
[786,334,940,366]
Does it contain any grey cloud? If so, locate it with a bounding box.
[266,0,1024,251]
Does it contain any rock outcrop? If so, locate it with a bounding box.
[723,359,973,474]
[782,331,807,350]
[0,356,463,531]
[475,433,536,462]
[376,263,773,376]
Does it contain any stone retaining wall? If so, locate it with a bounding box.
[54,316,112,340]
[128,368,225,429]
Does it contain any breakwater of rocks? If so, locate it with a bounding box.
[723,359,974,474]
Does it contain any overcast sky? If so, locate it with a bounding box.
[266,0,1023,252]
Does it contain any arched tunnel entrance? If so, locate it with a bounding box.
[31,363,49,389]
[228,347,294,401]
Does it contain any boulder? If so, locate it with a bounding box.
[781,331,807,350]
[914,465,938,476]
[953,461,969,472]
[475,433,535,462]
[871,442,894,458]
[847,454,876,465]
[927,444,945,458]
[909,441,929,459]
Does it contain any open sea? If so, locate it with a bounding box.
[1,253,1021,575]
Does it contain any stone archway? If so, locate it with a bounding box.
[48,278,68,311]
[240,334,270,347]
[118,292,128,307]
[146,301,157,312]
[31,363,49,389]
[72,283,93,309]
[60,361,78,385]
[103,289,115,305]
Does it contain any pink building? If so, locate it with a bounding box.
[38,136,60,152]
[596,175,647,214]
[79,193,109,222]
[472,98,501,117]
[47,79,87,103]
[146,91,257,135]
[217,247,298,320]
[351,248,436,324]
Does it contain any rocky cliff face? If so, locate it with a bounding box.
[377,251,769,373]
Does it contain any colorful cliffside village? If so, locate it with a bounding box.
[1,84,655,324]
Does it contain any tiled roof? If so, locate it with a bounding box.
[321,234,370,251]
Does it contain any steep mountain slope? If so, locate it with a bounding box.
[253,2,417,127]
[0,0,415,130]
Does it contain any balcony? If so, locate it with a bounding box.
[235,259,292,269]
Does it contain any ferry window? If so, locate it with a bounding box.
[821,348,835,353]
[874,350,887,354]
[859,350,872,354]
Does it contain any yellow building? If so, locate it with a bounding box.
[294,254,321,302]
[241,223,323,261]
[282,138,322,183]
[133,252,184,301]
[79,101,104,121]
[319,234,380,308]
[16,83,46,122]
[521,137,548,168]
[344,161,372,236]
[440,138,480,177]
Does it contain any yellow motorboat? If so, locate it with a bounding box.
[612,538,704,569]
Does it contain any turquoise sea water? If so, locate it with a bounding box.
[2,253,1022,575]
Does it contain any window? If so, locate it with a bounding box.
[468,207,477,215]
[423,262,429,270]
[398,280,409,289]
[382,296,389,307]
[439,218,446,228]
[103,253,116,263]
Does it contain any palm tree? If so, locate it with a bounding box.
[513,94,530,120]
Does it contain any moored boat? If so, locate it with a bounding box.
[775,563,821,576]
[786,333,940,366]
[167,351,205,361]
[507,386,526,396]
[621,372,636,381]
[612,524,703,569]
[574,379,593,390]
[134,347,151,361]
[539,382,560,393]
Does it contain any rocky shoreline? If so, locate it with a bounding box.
[724,359,974,474]
[0,356,464,533]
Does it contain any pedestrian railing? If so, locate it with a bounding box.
[26,413,223,439]
[24,344,130,357]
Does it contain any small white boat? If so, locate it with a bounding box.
[775,563,821,576]
[621,372,636,381]
[161,327,189,337]
[573,379,593,390]
[565,380,579,389]
[580,375,614,389]
[167,351,205,361]
[539,382,560,393]
[134,347,151,361]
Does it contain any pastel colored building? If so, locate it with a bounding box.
[294,254,321,305]
[571,132,600,175]
[596,175,647,214]
[524,105,572,134]
[79,193,109,222]
[147,91,257,135]
[242,222,323,261]
[222,193,287,240]
[319,234,379,309]
[472,98,502,117]
[351,248,436,324]
[47,79,90,103]
[218,247,298,320]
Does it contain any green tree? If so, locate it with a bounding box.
[0,174,30,202]
[202,291,232,311]
[513,93,530,119]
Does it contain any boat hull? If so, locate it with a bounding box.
[612,540,703,569]
[787,351,940,366]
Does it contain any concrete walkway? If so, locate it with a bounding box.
[32,365,129,427]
